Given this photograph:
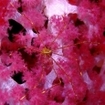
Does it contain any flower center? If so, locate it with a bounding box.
[41,47,52,55]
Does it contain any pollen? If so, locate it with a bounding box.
[41,47,52,55]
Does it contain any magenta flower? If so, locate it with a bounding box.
[0,0,105,105]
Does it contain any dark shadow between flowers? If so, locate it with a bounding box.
[11,71,26,84]
[7,19,26,42]
[50,77,65,103]
[18,48,38,70]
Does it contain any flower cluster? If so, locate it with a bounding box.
[0,0,105,105]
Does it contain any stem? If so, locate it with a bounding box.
[49,24,67,47]
[57,41,87,50]
[10,2,40,39]
[51,57,78,99]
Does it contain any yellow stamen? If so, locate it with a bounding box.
[20,95,26,100]
[42,48,52,54]
[42,90,46,94]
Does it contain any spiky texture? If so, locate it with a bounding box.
[0,0,105,105]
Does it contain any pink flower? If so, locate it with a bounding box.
[0,0,105,104]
